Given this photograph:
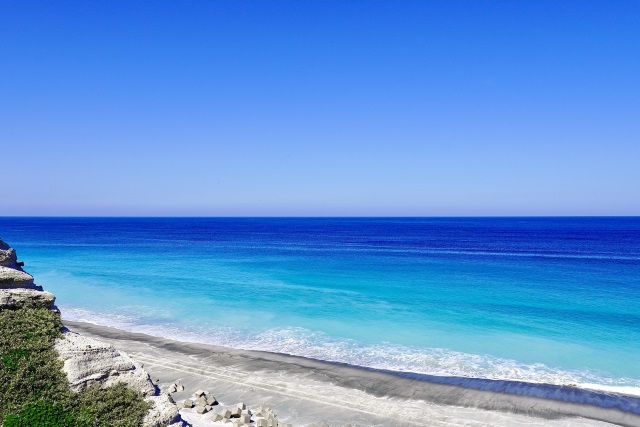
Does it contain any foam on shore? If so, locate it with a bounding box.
[61,319,640,427]
[60,306,640,402]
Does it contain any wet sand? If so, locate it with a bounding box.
[63,321,640,427]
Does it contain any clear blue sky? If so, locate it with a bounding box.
[1,0,638,216]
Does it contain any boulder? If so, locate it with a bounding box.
[143,393,181,427]
[195,405,209,414]
[54,331,155,395]
[0,247,18,266]
[193,389,206,397]
[0,288,55,310]
[0,265,35,288]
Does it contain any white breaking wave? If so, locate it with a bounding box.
[61,306,640,399]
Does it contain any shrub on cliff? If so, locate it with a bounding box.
[0,307,70,418]
[0,307,150,426]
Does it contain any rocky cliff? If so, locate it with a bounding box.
[0,238,184,427]
[0,239,55,310]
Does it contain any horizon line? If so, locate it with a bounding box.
[1,215,639,219]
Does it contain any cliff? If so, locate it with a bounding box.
[0,238,184,427]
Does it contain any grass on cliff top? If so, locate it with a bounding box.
[0,307,151,426]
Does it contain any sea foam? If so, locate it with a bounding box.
[61,306,640,403]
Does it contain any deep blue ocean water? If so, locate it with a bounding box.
[2,217,639,395]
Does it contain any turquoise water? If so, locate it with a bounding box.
[2,217,640,396]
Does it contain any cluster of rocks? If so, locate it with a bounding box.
[175,389,292,427]
[177,388,218,413]
[208,402,290,427]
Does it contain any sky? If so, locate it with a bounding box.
[1,0,639,216]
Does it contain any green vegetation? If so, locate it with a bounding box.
[79,383,152,427]
[0,307,151,426]
[3,401,91,427]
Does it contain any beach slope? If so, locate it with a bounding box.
[64,321,640,427]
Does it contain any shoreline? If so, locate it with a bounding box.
[63,320,640,427]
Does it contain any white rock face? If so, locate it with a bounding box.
[0,239,47,307]
[0,246,18,266]
[55,330,180,426]
[0,288,55,310]
[0,239,36,289]
[55,331,155,394]
[0,265,35,288]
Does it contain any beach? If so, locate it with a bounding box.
[64,320,640,427]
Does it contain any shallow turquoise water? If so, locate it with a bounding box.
[2,217,639,395]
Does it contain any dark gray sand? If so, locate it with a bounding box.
[64,321,640,427]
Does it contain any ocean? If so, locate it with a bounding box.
[2,217,639,398]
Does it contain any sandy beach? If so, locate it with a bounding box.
[63,321,640,427]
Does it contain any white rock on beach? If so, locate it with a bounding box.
[145,393,182,427]
[54,331,155,394]
[54,330,180,426]
[195,405,209,414]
